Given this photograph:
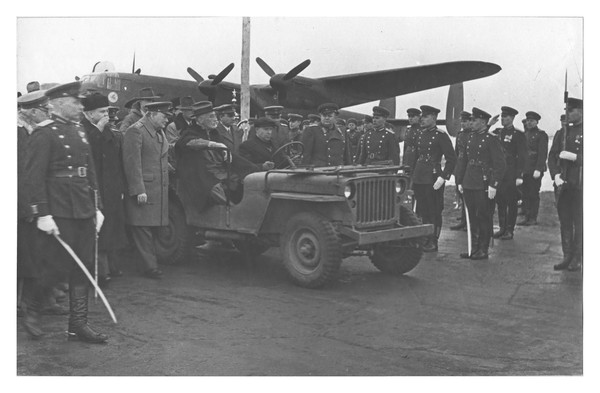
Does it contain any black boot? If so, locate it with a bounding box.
[554,226,574,271]
[450,221,466,230]
[500,230,514,240]
[470,249,489,260]
[67,284,108,344]
[423,236,438,252]
[20,283,44,339]
[554,255,573,270]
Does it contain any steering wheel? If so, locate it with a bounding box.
[272,141,304,169]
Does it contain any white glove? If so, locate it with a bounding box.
[458,184,463,194]
[95,210,104,233]
[433,176,445,190]
[533,170,541,179]
[559,151,577,162]
[515,178,523,186]
[37,215,60,235]
[262,161,275,170]
[554,174,564,187]
[208,141,228,150]
[487,186,496,200]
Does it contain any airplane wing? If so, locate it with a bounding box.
[320,61,501,108]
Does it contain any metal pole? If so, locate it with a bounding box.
[241,17,251,142]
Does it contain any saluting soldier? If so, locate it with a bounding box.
[455,108,506,260]
[22,81,108,343]
[491,106,527,240]
[549,98,583,272]
[356,106,400,165]
[119,87,161,134]
[410,105,457,252]
[301,103,352,166]
[450,111,473,231]
[401,107,422,172]
[517,111,548,226]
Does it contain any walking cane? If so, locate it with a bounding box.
[53,234,117,323]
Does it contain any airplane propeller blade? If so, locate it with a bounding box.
[211,63,235,85]
[132,52,136,74]
[445,83,464,137]
[187,67,204,82]
[256,57,275,77]
[283,59,311,81]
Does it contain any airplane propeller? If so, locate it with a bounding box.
[211,63,235,85]
[197,63,235,103]
[187,67,204,83]
[255,58,311,104]
[256,57,275,77]
[283,59,311,81]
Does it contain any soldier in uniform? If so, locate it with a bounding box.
[81,93,128,285]
[491,106,527,240]
[288,113,304,141]
[22,81,108,343]
[301,103,352,167]
[356,106,400,165]
[409,105,457,252]
[345,118,361,161]
[517,111,548,226]
[401,108,422,172]
[122,102,172,279]
[119,87,161,134]
[450,111,473,231]
[549,98,583,271]
[455,108,506,260]
[307,113,320,126]
[215,104,244,154]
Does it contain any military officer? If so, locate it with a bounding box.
[308,113,320,126]
[122,101,172,279]
[22,81,108,343]
[450,111,473,231]
[401,108,422,172]
[517,111,548,226]
[288,113,304,140]
[491,106,527,240]
[214,104,244,154]
[356,106,400,165]
[301,103,351,166]
[549,98,583,271]
[455,108,506,260]
[345,118,361,161]
[119,87,161,134]
[410,105,457,252]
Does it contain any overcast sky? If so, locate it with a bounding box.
[17,16,582,135]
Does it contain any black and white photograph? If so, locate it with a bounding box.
[7,1,597,387]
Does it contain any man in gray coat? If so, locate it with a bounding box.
[122,102,172,279]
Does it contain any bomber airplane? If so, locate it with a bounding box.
[79,58,500,135]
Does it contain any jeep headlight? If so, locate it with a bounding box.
[395,179,405,194]
[344,183,355,199]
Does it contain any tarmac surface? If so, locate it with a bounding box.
[16,187,582,376]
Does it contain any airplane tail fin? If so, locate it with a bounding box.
[445,83,464,137]
[378,97,396,118]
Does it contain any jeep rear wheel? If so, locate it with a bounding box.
[370,205,425,275]
[156,198,193,265]
[281,212,342,288]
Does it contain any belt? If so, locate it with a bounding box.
[51,167,87,178]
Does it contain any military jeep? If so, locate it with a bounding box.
[156,161,433,288]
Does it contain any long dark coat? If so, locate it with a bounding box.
[217,122,244,154]
[238,136,285,167]
[122,116,169,226]
[301,125,351,166]
[82,117,127,250]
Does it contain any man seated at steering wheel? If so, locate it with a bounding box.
[239,117,294,168]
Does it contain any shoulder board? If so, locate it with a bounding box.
[385,128,394,134]
[36,119,54,128]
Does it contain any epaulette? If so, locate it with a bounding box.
[385,128,394,135]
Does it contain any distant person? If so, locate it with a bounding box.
[165,96,195,147]
[455,107,506,260]
[248,106,291,147]
[81,93,128,285]
[307,113,320,127]
[215,104,243,153]
[288,113,303,141]
[239,117,285,167]
[517,111,548,226]
[345,118,361,161]
[491,106,527,241]
[548,98,583,272]
[22,81,108,343]
[119,87,160,134]
[355,106,399,165]
[450,111,473,231]
[401,108,422,173]
[122,102,172,279]
[301,103,352,166]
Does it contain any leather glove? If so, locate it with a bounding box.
[458,184,463,194]
[433,176,445,190]
[515,178,523,186]
[487,186,496,200]
[37,215,60,235]
[559,151,577,161]
[95,210,104,233]
[262,161,275,170]
[554,174,564,187]
[533,170,541,179]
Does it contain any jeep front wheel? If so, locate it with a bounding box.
[370,205,424,275]
[281,212,342,288]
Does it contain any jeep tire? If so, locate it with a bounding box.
[156,198,193,265]
[281,212,342,288]
[370,205,425,275]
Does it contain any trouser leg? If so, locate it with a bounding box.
[529,175,542,221]
[130,226,159,271]
[494,198,506,237]
[571,189,583,264]
[433,183,445,238]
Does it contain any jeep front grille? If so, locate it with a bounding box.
[353,178,397,228]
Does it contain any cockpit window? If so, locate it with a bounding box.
[80,74,106,88]
[107,76,121,91]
